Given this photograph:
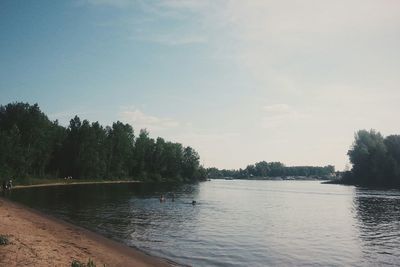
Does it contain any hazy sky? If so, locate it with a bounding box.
[1,0,399,170]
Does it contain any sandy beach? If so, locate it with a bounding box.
[0,197,176,267]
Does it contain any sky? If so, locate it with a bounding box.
[1,0,400,170]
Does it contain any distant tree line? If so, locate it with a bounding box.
[343,129,400,187]
[207,161,335,179]
[0,102,206,182]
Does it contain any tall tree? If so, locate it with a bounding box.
[106,121,134,178]
[0,102,206,183]
[182,146,200,181]
[348,129,387,185]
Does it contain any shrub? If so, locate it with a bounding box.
[71,260,84,267]
[0,235,10,245]
[71,258,97,267]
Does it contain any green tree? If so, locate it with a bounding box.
[255,161,270,177]
[182,146,200,181]
[347,129,387,185]
[0,102,206,183]
[0,103,60,178]
[383,135,400,186]
[106,121,134,178]
[132,129,154,179]
[162,142,183,180]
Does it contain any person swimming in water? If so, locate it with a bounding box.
[192,200,196,205]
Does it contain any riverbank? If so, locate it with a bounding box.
[0,197,176,267]
[13,179,141,189]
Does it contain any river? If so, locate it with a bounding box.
[8,180,400,266]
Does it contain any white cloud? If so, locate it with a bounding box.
[80,0,400,170]
[261,104,309,129]
[119,108,180,131]
[213,1,400,94]
[80,0,213,46]
[263,104,291,115]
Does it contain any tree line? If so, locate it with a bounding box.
[207,161,335,179]
[0,102,206,182]
[344,129,400,187]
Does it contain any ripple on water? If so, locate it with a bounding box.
[8,181,400,266]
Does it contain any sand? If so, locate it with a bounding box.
[0,197,177,267]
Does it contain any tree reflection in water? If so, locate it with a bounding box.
[8,182,201,244]
[353,187,400,265]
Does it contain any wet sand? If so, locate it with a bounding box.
[0,197,177,267]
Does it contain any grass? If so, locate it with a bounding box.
[0,235,10,246]
[71,258,99,267]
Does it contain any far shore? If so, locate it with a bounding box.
[0,196,178,267]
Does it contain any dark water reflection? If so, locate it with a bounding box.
[354,188,400,265]
[7,181,400,266]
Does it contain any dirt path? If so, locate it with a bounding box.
[0,197,177,267]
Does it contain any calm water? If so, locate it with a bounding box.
[7,180,400,266]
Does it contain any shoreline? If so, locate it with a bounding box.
[322,179,400,189]
[13,180,141,189]
[0,197,178,266]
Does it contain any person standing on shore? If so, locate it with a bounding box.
[7,179,12,190]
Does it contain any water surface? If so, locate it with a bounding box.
[8,180,400,266]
